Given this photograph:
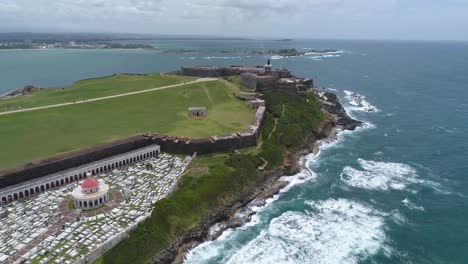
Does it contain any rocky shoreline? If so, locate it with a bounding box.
[151,90,362,264]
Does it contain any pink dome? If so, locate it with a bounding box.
[82,178,100,189]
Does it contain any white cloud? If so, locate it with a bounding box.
[0,0,467,40]
[0,2,18,12]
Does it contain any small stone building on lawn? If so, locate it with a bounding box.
[189,107,207,118]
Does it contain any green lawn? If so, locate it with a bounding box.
[0,80,254,170]
[0,74,196,112]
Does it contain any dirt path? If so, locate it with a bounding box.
[0,78,218,116]
[267,104,285,140]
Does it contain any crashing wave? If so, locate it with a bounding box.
[401,198,425,211]
[304,50,346,55]
[343,90,379,113]
[340,159,423,191]
[202,56,243,59]
[270,55,284,60]
[223,199,389,264]
[307,54,341,61]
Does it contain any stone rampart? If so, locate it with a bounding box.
[240,73,279,92]
[145,106,266,155]
[181,66,264,77]
[240,73,259,91]
[0,135,154,189]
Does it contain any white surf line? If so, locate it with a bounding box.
[0,78,218,116]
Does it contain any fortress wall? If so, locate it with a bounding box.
[240,73,259,90]
[240,73,279,92]
[149,133,257,155]
[0,136,154,189]
[181,66,264,78]
[181,67,226,77]
[276,80,297,91]
[0,145,160,204]
[146,106,266,155]
[255,76,278,91]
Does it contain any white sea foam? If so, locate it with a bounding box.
[402,198,424,211]
[389,209,408,225]
[202,56,243,59]
[279,169,317,193]
[178,56,197,60]
[304,50,346,55]
[224,199,389,264]
[270,55,284,60]
[340,159,422,191]
[307,54,341,61]
[325,87,339,92]
[343,90,379,113]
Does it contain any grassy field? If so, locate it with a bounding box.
[0,80,254,169]
[0,74,196,112]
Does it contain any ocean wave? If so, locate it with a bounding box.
[340,159,422,191]
[343,90,379,113]
[224,198,389,264]
[270,55,284,60]
[389,209,408,225]
[304,50,346,55]
[325,87,339,92]
[401,198,424,211]
[307,54,341,61]
[178,56,197,60]
[279,169,317,193]
[202,56,243,59]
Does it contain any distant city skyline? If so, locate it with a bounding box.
[0,0,468,41]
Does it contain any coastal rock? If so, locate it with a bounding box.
[316,91,363,130]
[0,85,42,99]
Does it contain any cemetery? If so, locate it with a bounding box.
[0,153,192,264]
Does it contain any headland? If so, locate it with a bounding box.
[0,61,361,264]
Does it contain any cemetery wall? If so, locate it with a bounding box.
[0,136,154,188]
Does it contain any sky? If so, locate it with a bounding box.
[0,0,467,41]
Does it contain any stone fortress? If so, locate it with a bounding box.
[180,59,314,93]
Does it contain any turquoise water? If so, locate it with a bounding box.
[1,40,467,263]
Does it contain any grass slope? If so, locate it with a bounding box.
[0,80,254,169]
[0,74,196,112]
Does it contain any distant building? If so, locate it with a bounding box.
[178,60,314,94]
[72,177,109,210]
[189,107,207,118]
[239,60,313,93]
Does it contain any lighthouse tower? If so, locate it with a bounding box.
[264,59,272,74]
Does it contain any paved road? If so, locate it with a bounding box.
[0,78,218,116]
